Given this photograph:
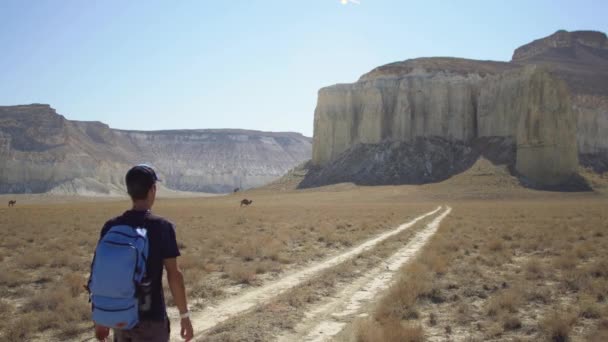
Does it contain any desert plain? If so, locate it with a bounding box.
[1,163,607,342]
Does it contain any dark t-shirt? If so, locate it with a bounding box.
[99,209,180,321]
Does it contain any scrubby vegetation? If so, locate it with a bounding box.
[355,199,608,341]
[0,189,429,341]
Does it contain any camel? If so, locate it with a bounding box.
[240,199,253,207]
[8,200,16,207]
[233,188,240,194]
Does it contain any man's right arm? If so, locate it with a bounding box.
[165,258,193,341]
[162,222,193,341]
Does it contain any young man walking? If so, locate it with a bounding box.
[92,165,194,341]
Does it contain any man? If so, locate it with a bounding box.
[93,165,194,342]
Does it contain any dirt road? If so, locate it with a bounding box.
[170,206,442,341]
[277,206,452,342]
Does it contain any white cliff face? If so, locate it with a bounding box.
[513,30,608,160]
[514,68,579,186]
[0,105,312,194]
[310,30,608,187]
[115,130,312,193]
[311,61,580,187]
[575,96,608,154]
[312,69,487,166]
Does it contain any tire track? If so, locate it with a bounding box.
[170,206,442,341]
[277,206,452,342]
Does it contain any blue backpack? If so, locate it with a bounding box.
[88,224,149,330]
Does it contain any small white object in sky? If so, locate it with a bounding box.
[341,0,360,5]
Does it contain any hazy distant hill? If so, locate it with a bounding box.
[0,104,312,194]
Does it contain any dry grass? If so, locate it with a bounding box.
[375,263,433,321]
[355,318,424,342]
[363,197,608,341]
[3,176,605,341]
[0,187,431,340]
[226,263,258,285]
[203,207,433,342]
[541,311,578,342]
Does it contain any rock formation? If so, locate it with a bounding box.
[307,30,607,188]
[512,30,608,172]
[0,104,312,194]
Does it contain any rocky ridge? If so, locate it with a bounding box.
[0,104,312,194]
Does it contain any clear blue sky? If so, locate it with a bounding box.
[1,0,606,136]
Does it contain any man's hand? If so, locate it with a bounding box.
[165,258,193,340]
[180,317,194,341]
[95,325,110,341]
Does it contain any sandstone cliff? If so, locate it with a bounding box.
[308,30,607,188]
[0,105,312,194]
[512,30,608,171]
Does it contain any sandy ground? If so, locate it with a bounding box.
[276,207,452,342]
[169,207,442,341]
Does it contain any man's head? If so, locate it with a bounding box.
[126,164,160,205]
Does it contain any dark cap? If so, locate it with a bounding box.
[126,164,160,198]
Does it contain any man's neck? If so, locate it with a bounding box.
[132,202,151,211]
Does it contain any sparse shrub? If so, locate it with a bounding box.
[317,225,338,246]
[485,323,504,338]
[375,263,431,321]
[487,288,522,317]
[541,311,577,342]
[429,312,437,326]
[259,238,283,261]
[0,300,12,315]
[202,262,220,273]
[64,272,86,297]
[35,309,62,331]
[0,267,27,287]
[254,261,270,274]
[49,251,71,268]
[502,315,522,330]
[285,286,317,308]
[20,251,47,269]
[355,318,423,342]
[424,287,445,304]
[190,283,223,299]
[526,287,552,304]
[562,269,589,292]
[235,216,247,225]
[355,318,384,342]
[235,240,258,261]
[488,238,503,252]
[553,253,577,270]
[178,255,198,270]
[574,242,593,260]
[579,297,601,319]
[587,260,608,278]
[4,313,35,341]
[455,303,472,325]
[525,257,544,279]
[55,297,91,330]
[424,254,448,275]
[24,287,70,312]
[587,327,608,342]
[227,264,256,285]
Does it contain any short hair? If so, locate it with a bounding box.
[125,165,159,200]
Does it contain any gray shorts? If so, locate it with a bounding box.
[113,320,170,342]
